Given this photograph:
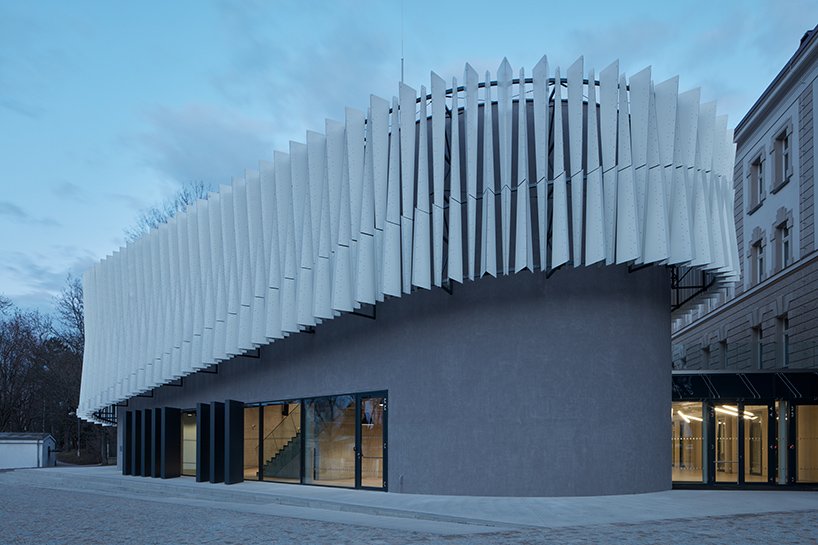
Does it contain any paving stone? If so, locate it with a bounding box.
[1,469,817,544]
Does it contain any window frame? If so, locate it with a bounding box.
[748,152,766,213]
[771,122,793,194]
[751,240,765,285]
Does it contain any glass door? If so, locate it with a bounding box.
[796,405,818,483]
[672,402,704,482]
[180,410,197,477]
[743,404,771,483]
[357,394,387,489]
[714,404,739,483]
[304,395,356,487]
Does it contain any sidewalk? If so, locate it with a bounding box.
[4,465,818,533]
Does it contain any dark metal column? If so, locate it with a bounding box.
[141,409,152,477]
[705,402,715,484]
[209,401,225,483]
[123,411,133,476]
[737,402,745,485]
[224,399,244,485]
[196,403,211,483]
[132,409,142,476]
[160,407,181,479]
[151,408,162,478]
[788,403,797,484]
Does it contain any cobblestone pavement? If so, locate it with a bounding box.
[1,481,817,545]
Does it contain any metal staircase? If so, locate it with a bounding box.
[259,405,301,480]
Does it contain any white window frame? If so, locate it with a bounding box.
[748,153,765,211]
[771,123,793,193]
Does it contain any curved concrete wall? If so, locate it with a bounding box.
[130,264,670,496]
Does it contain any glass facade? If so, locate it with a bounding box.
[243,406,260,480]
[360,395,386,489]
[714,405,739,483]
[671,402,704,482]
[261,402,302,483]
[671,398,817,487]
[796,405,818,483]
[304,395,356,487]
[181,411,197,477]
[743,404,769,483]
[240,391,387,490]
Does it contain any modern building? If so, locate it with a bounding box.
[671,26,818,487]
[79,55,738,496]
[0,433,57,469]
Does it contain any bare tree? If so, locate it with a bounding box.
[124,180,212,243]
[54,275,84,355]
[0,306,51,432]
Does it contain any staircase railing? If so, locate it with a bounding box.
[260,404,301,465]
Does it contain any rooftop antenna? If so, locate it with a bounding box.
[400,0,404,82]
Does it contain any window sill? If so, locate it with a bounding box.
[771,177,790,194]
[748,199,764,215]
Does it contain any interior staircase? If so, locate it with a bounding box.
[258,405,302,480]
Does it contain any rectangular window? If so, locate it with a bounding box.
[773,128,792,191]
[672,402,704,483]
[751,241,765,285]
[750,155,764,208]
[777,222,792,269]
[796,405,818,483]
[261,402,302,483]
[701,345,711,368]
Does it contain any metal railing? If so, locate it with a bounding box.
[260,404,301,464]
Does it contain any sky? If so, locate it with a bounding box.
[1,0,817,314]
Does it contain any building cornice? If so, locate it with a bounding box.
[671,249,818,339]
[734,26,818,144]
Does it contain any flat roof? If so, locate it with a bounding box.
[0,432,54,441]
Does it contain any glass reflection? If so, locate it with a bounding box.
[671,402,704,482]
[181,411,197,477]
[244,406,260,480]
[360,396,385,488]
[796,405,818,483]
[304,395,355,487]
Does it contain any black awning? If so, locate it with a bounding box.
[672,370,818,401]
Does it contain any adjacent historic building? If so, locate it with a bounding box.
[671,26,818,487]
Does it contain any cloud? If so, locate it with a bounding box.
[0,201,28,220]
[0,200,59,226]
[106,192,148,212]
[208,1,397,149]
[52,181,87,203]
[0,249,97,315]
[0,97,42,119]
[133,104,274,186]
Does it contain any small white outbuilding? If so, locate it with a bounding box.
[0,432,57,469]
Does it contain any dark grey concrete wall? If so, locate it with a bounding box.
[130,265,671,496]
